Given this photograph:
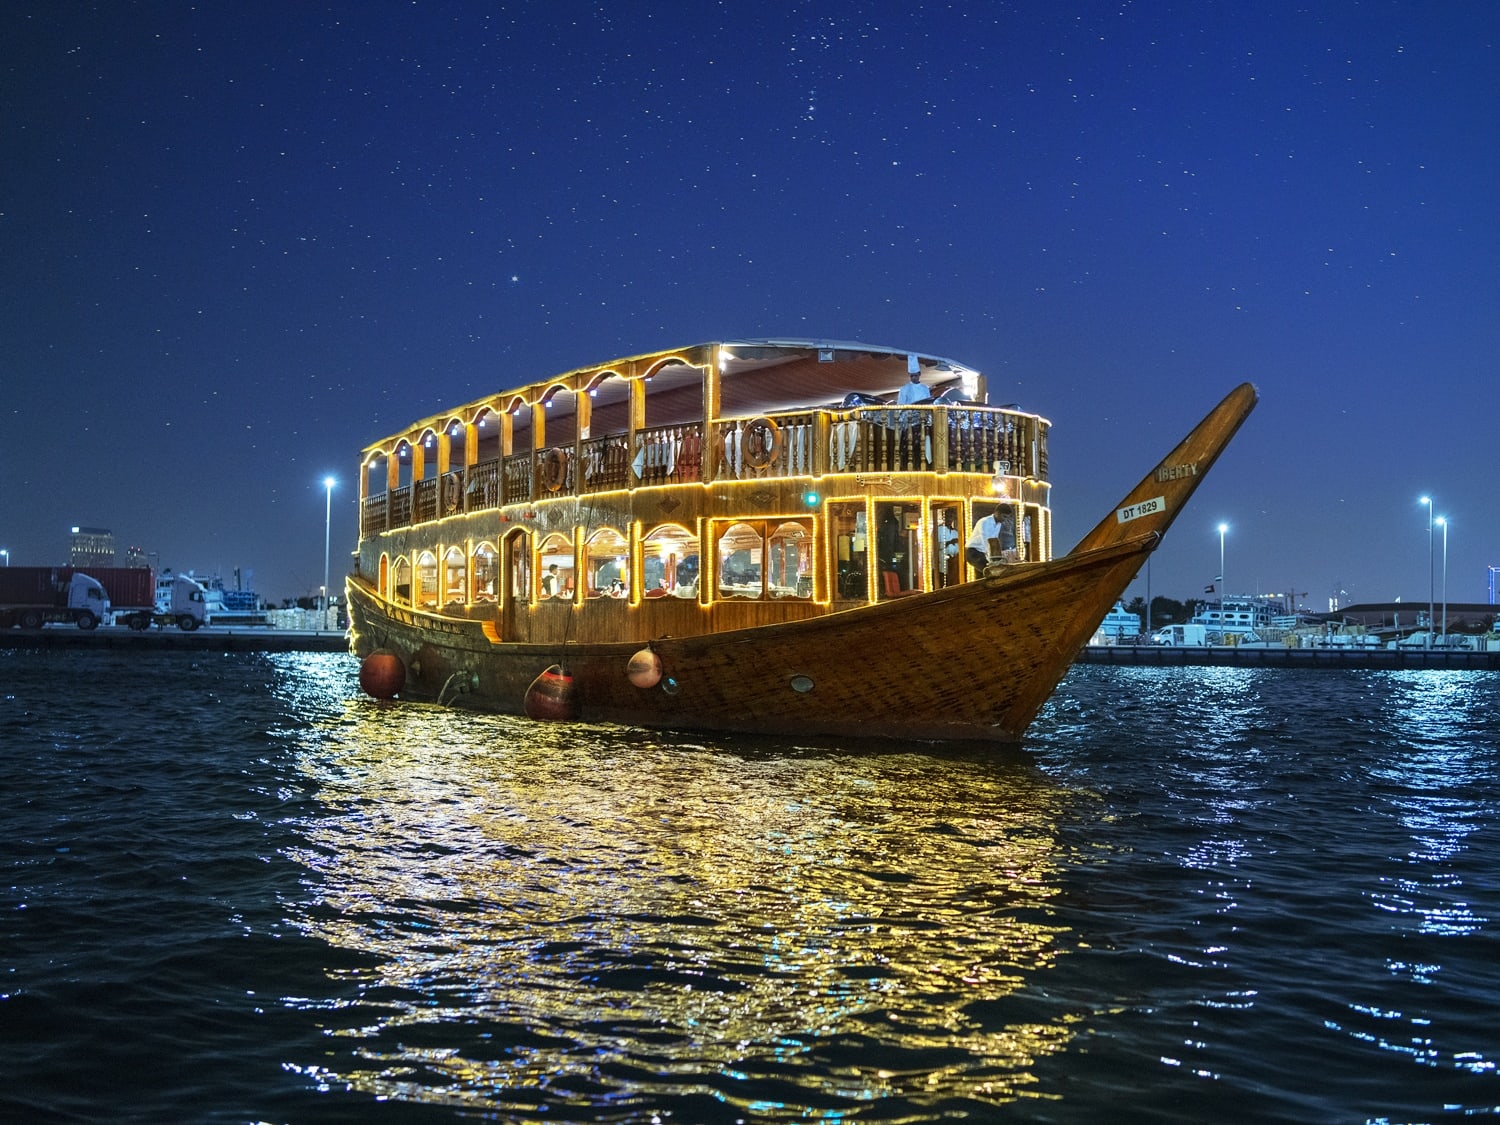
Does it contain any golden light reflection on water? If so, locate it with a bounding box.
[282,698,1089,1118]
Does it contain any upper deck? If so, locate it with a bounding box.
[357,339,1050,536]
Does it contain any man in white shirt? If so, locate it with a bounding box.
[966,508,1016,570]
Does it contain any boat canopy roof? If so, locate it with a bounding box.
[362,338,1001,459]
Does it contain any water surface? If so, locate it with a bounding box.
[3,652,1496,1121]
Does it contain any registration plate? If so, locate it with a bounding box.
[1116,496,1165,523]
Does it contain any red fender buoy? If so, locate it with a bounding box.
[524,664,579,720]
[359,649,406,699]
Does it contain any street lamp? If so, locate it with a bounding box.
[1217,522,1228,629]
[0,548,8,567]
[322,476,336,629]
[1436,515,1448,640]
[1420,496,1434,647]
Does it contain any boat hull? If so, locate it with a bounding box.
[347,533,1155,745]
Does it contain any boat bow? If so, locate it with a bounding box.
[1072,381,1258,556]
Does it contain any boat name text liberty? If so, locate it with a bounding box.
[1156,461,1200,482]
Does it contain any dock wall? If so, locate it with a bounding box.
[1079,645,1500,671]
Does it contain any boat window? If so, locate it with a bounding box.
[968,502,1018,571]
[585,528,629,598]
[716,522,764,599]
[443,547,466,607]
[537,533,574,601]
[390,556,411,605]
[505,532,531,604]
[716,519,814,601]
[472,542,498,603]
[829,502,868,600]
[874,502,923,597]
[930,501,962,590]
[641,524,700,599]
[767,521,813,599]
[415,551,439,609]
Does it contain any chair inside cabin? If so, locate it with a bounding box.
[881,570,918,598]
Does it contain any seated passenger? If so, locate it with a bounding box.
[966,509,1016,570]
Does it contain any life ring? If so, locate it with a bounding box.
[543,448,569,492]
[443,474,460,512]
[742,416,780,470]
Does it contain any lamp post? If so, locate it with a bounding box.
[322,476,336,629]
[1145,556,1153,636]
[1217,523,1228,633]
[0,548,8,567]
[1436,515,1448,640]
[1420,496,1434,648]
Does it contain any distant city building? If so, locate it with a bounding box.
[123,544,152,569]
[69,526,116,568]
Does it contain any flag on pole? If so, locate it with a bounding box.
[1204,583,1215,593]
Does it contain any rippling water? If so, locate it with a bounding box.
[3,651,1496,1122]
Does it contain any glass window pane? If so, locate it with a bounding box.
[585,528,629,597]
[717,522,764,599]
[642,524,700,599]
[538,534,574,600]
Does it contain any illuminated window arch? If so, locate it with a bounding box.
[537,533,574,601]
[472,541,498,602]
[716,521,763,599]
[716,519,813,600]
[392,441,415,488]
[442,547,466,606]
[365,454,389,498]
[767,520,813,598]
[585,528,629,598]
[415,551,439,609]
[642,524,699,598]
[391,556,412,606]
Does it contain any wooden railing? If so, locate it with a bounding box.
[359,405,1047,536]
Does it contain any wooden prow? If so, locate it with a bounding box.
[1069,382,1258,558]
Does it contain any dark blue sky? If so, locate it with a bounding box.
[3,2,1495,608]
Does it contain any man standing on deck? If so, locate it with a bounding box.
[896,369,929,405]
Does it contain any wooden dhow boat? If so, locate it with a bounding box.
[346,339,1256,744]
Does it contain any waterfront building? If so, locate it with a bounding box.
[69,526,115,568]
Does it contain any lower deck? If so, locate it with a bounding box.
[355,476,1051,648]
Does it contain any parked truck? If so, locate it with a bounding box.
[1151,623,1209,646]
[96,568,207,631]
[0,567,110,629]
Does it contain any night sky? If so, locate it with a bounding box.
[3,2,1495,610]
